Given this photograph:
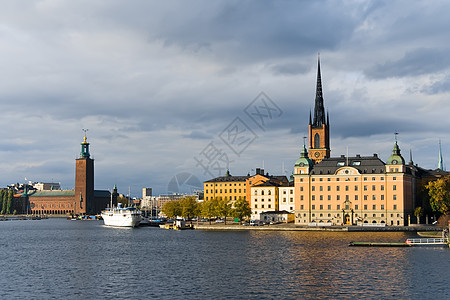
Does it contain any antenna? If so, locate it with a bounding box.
[346,146,349,166]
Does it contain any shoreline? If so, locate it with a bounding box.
[194,223,443,232]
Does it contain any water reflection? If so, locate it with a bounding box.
[0,219,449,299]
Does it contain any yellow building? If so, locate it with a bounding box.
[204,169,288,205]
[293,57,416,226]
[204,170,248,202]
[294,142,414,225]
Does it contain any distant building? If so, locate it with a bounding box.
[142,188,152,198]
[26,135,114,215]
[33,182,61,191]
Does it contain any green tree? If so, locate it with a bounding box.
[216,198,232,225]
[414,206,424,224]
[1,190,7,214]
[161,200,181,219]
[201,197,219,224]
[232,197,252,224]
[426,176,450,214]
[179,196,199,220]
[6,190,14,214]
[0,190,4,214]
[117,195,130,207]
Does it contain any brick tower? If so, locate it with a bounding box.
[74,133,94,215]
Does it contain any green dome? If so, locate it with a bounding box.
[386,141,405,165]
[295,144,313,168]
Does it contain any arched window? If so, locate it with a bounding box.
[314,133,320,149]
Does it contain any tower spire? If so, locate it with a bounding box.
[80,129,90,158]
[313,53,325,127]
[438,140,444,170]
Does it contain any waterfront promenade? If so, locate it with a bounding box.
[194,222,443,232]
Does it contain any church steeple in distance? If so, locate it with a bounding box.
[308,54,330,164]
[313,54,326,127]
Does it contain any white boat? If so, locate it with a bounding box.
[101,203,141,227]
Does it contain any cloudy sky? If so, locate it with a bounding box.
[1,0,450,197]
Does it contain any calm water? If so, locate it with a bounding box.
[0,218,448,299]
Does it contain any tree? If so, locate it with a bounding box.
[116,195,132,207]
[0,190,4,213]
[201,198,218,224]
[179,196,199,220]
[414,207,424,224]
[232,197,252,224]
[161,200,181,219]
[6,190,14,214]
[426,176,450,214]
[216,198,232,225]
[1,190,7,214]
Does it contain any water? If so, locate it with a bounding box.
[0,218,449,299]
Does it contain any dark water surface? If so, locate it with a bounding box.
[0,218,448,299]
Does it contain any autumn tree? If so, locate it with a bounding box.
[179,196,199,220]
[232,197,252,224]
[426,176,450,214]
[216,198,232,225]
[161,200,182,219]
[201,197,218,224]
[414,207,424,224]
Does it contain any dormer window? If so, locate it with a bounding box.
[352,161,361,166]
[337,162,345,166]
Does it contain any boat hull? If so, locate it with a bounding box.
[101,208,141,227]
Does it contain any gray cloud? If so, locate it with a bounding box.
[0,1,450,195]
[365,48,450,79]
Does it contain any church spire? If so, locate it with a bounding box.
[313,54,326,127]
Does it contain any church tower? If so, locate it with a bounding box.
[308,55,330,164]
[74,132,95,214]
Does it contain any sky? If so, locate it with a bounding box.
[1,0,450,197]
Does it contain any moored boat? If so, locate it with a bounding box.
[101,203,141,227]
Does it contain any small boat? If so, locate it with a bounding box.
[417,231,444,238]
[101,203,141,228]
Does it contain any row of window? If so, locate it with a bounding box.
[204,196,246,201]
[282,198,294,203]
[205,183,243,187]
[254,198,273,202]
[298,212,401,218]
[32,203,72,208]
[300,204,398,210]
[300,176,397,182]
[253,190,274,195]
[302,194,397,201]
[205,189,245,194]
[308,184,396,192]
[254,204,272,209]
[282,190,294,194]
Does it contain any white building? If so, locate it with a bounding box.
[250,181,279,220]
[278,181,295,213]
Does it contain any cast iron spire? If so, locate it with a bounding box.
[313,54,326,127]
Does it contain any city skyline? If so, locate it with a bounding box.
[1,1,450,196]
